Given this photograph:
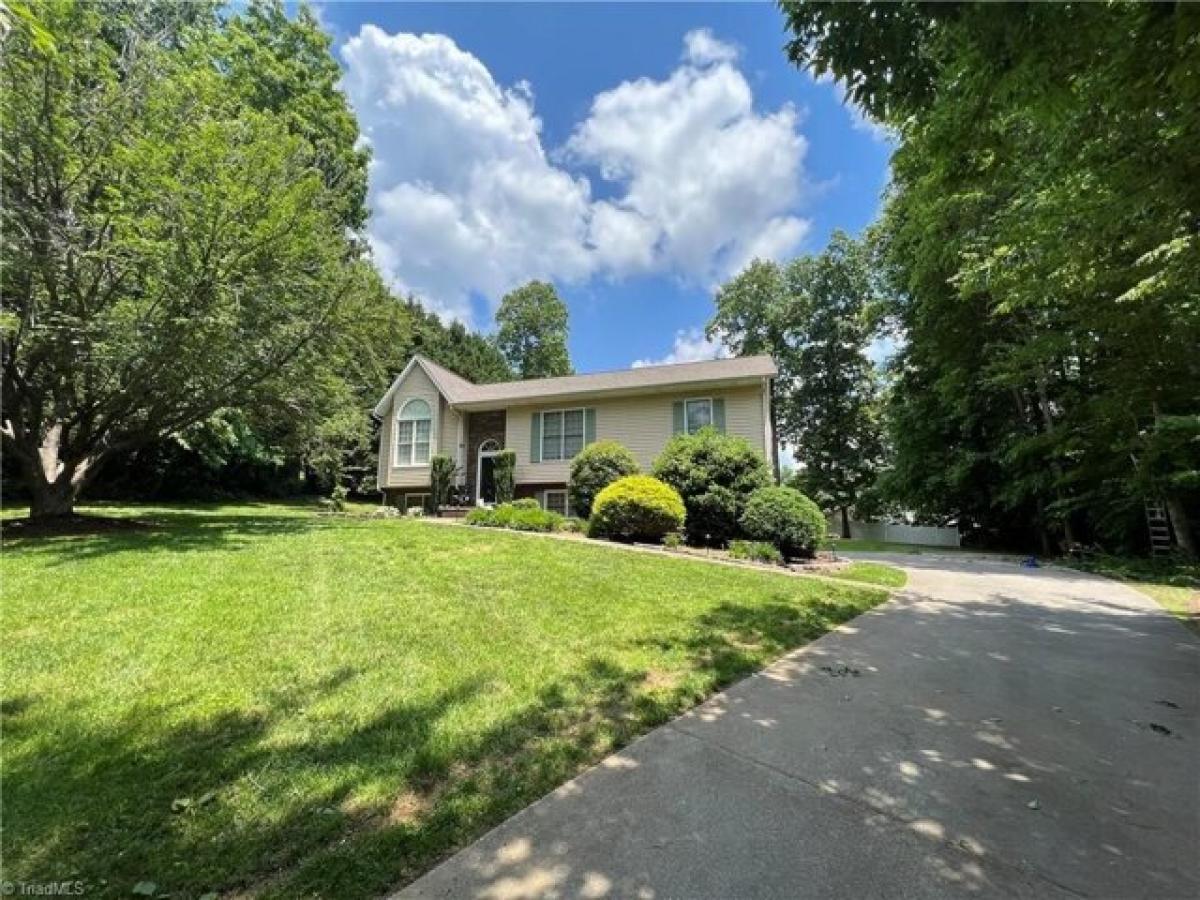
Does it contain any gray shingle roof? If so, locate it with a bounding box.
[414,353,776,408]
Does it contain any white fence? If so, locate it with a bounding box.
[828,517,961,548]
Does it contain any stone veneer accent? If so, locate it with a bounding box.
[465,410,507,501]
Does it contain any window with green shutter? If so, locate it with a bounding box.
[534,408,593,461]
[584,408,596,445]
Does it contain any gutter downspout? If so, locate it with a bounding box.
[765,376,780,484]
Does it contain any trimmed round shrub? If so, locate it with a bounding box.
[739,486,826,559]
[652,429,771,546]
[588,475,685,543]
[568,440,640,518]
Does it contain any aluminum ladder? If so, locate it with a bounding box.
[1145,499,1174,556]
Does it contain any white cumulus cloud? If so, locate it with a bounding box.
[567,37,810,284]
[342,27,592,321]
[632,328,730,368]
[682,27,739,66]
[341,26,811,323]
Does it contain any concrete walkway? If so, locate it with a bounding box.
[399,555,1200,899]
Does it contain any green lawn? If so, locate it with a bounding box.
[1064,554,1200,638]
[824,561,908,588]
[1134,583,1200,637]
[1,503,887,899]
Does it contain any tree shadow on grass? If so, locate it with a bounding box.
[1,593,880,900]
[3,668,491,898]
[641,595,882,688]
[0,509,362,566]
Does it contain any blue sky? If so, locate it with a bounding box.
[313,2,892,373]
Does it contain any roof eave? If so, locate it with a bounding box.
[450,373,771,412]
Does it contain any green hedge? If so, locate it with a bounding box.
[588,475,685,543]
[465,500,562,532]
[728,540,784,565]
[739,486,826,559]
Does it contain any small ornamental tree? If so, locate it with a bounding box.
[429,454,458,514]
[652,428,771,546]
[492,450,516,504]
[568,440,640,518]
[588,475,685,543]
[740,486,827,559]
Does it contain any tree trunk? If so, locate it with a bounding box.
[16,422,99,520]
[1032,366,1076,548]
[840,506,851,539]
[28,474,78,519]
[1061,510,1077,548]
[1035,497,1052,557]
[1165,494,1197,557]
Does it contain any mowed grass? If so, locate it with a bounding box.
[1,503,888,899]
[1135,583,1200,637]
[1063,553,1200,638]
[825,561,908,588]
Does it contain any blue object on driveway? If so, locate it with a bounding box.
[1022,556,1040,568]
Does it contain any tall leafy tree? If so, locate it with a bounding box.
[711,232,885,536]
[494,280,573,379]
[406,300,513,385]
[0,1,368,517]
[216,0,370,232]
[781,1,1200,553]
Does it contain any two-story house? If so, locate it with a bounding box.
[373,354,778,513]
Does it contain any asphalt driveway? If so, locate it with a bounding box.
[400,554,1200,899]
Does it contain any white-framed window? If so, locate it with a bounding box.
[540,409,585,461]
[684,398,713,434]
[405,493,429,513]
[396,398,432,466]
[542,489,569,517]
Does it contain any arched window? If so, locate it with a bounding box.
[396,399,432,465]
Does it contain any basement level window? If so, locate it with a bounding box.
[543,489,569,517]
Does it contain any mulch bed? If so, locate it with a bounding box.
[636,542,851,574]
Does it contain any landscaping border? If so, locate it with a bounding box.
[415,516,903,593]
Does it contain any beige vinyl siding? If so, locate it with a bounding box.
[506,385,767,484]
[439,399,462,475]
[379,364,442,489]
